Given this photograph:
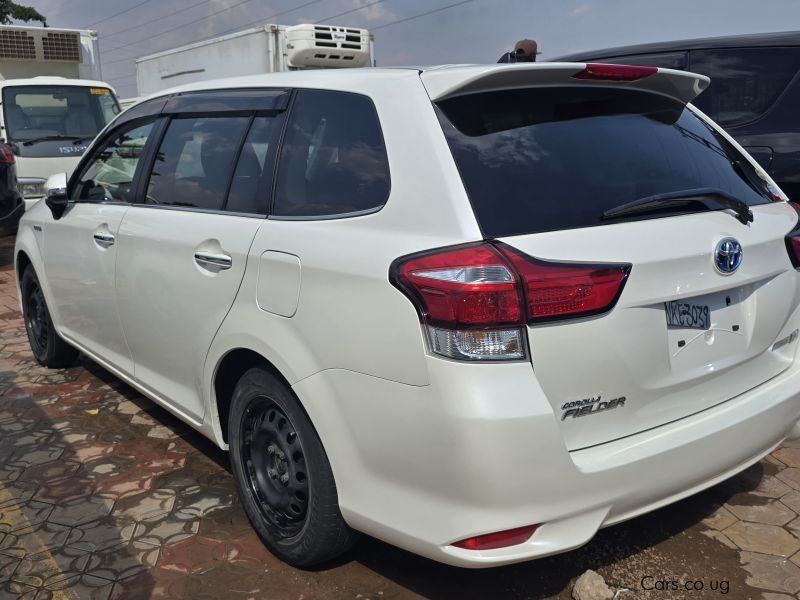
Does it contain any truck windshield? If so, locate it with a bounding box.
[2,85,120,144]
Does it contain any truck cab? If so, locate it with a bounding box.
[1,77,120,210]
[0,25,120,211]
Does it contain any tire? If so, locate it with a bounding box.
[228,367,357,567]
[20,266,78,368]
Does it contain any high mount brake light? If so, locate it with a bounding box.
[573,63,658,82]
[390,243,631,361]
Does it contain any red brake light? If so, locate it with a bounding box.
[390,243,631,360]
[395,244,522,328]
[573,63,658,82]
[453,525,538,551]
[498,244,631,322]
[0,144,15,165]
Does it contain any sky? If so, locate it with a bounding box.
[19,0,800,98]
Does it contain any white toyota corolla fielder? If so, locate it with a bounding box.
[14,62,800,568]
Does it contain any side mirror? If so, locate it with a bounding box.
[44,172,69,220]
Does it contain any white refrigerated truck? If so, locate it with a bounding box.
[0,25,121,209]
[134,23,373,96]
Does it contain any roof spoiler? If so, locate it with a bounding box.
[421,63,710,105]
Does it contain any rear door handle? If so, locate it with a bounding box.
[194,251,232,270]
[93,232,115,247]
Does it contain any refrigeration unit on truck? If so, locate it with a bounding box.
[134,23,373,96]
[0,25,121,210]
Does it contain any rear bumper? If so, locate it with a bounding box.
[294,358,800,568]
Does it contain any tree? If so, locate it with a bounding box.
[0,1,46,26]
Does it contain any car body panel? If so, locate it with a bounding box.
[507,201,799,450]
[115,207,262,422]
[294,346,800,566]
[42,202,132,373]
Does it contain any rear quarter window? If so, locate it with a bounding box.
[273,89,390,218]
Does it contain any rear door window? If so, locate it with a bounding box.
[145,116,250,211]
[273,89,390,217]
[226,116,278,215]
[689,47,800,126]
[437,87,774,238]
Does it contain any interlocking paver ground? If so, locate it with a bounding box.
[1,233,800,599]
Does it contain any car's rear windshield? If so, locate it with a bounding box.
[436,87,774,237]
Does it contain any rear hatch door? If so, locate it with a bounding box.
[431,65,800,450]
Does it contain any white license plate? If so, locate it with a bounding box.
[665,300,710,330]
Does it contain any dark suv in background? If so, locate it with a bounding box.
[555,31,800,200]
[0,143,22,235]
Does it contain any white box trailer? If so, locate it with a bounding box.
[135,23,373,96]
[0,25,102,80]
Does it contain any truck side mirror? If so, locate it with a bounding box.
[44,172,69,220]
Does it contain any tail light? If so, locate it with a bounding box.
[573,63,658,81]
[785,203,800,268]
[498,243,632,322]
[453,524,538,550]
[391,242,631,361]
[0,144,15,165]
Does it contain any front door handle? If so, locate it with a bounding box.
[93,232,115,247]
[194,251,232,270]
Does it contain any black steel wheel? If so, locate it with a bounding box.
[242,398,309,538]
[20,266,78,368]
[24,276,48,355]
[228,367,356,567]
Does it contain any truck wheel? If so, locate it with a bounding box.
[228,367,357,567]
[20,266,78,368]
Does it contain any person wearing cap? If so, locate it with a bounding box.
[498,39,538,63]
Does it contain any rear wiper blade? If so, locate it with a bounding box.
[601,187,754,225]
[22,135,91,147]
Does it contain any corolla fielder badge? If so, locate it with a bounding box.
[714,238,743,275]
[561,395,626,420]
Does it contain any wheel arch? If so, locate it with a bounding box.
[212,347,295,445]
[14,231,60,327]
[16,249,31,283]
[15,224,46,287]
